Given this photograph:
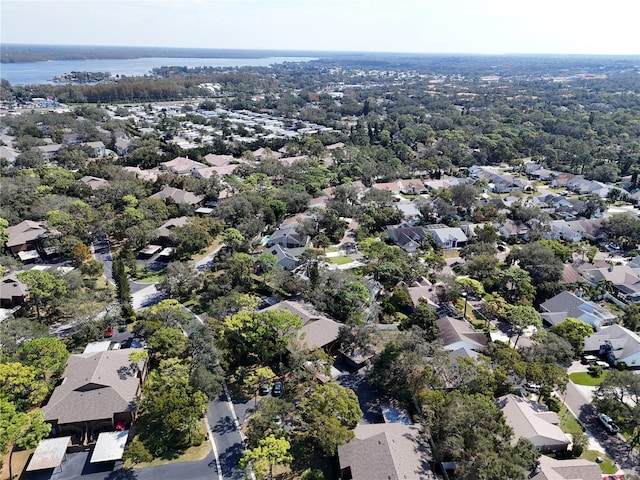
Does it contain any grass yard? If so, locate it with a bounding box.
[569,371,607,386]
[558,405,582,436]
[582,450,618,474]
[125,420,211,469]
[329,256,354,265]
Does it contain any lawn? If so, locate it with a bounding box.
[125,420,211,469]
[569,371,607,386]
[582,450,618,474]
[329,256,354,265]
[558,405,582,435]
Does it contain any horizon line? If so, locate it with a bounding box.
[2,43,640,58]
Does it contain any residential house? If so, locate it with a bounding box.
[36,144,63,160]
[160,156,207,175]
[437,316,489,360]
[156,216,191,245]
[81,141,106,158]
[425,224,468,249]
[583,324,640,368]
[265,244,307,270]
[79,175,109,190]
[581,264,640,302]
[406,278,440,309]
[539,290,617,330]
[123,166,160,182]
[338,423,436,480]
[203,153,235,167]
[267,223,310,249]
[0,273,28,308]
[372,181,401,195]
[265,300,341,352]
[386,226,431,253]
[41,349,147,445]
[192,164,240,179]
[529,455,601,480]
[149,186,204,206]
[496,394,570,453]
[548,220,583,243]
[397,179,426,195]
[550,172,574,188]
[496,219,529,240]
[5,220,52,255]
[530,168,555,181]
[62,133,81,144]
[114,136,131,155]
[0,145,19,163]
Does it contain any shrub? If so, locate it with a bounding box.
[587,365,603,378]
[123,439,152,465]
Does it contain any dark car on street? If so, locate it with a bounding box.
[272,381,283,396]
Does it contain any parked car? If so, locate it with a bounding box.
[272,381,283,397]
[598,413,620,434]
[105,325,114,337]
[582,355,598,365]
[524,383,541,393]
[595,360,610,369]
[259,381,270,396]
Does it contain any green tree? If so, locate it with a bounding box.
[221,309,303,366]
[245,397,294,448]
[0,362,49,410]
[1,399,51,480]
[123,438,153,465]
[188,323,224,399]
[0,217,8,249]
[222,227,245,252]
[299,383,362,455]
[549,318,594,356]
[17,337,69,381]
[509,305,542,348]
[399,302,439,341]
[507,242,564,284]
[16,269,67,321]
[157,261,201,300]
[148,327,188,360]
[494,268,535,306]
[139,359,208,455]
[240,434,292,480]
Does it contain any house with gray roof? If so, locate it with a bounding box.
[267,223,310,249]
[156,216,191,245]
[265,243,307,270]
[42,349,147,445]
[386,226,431,253]
[529,455,601,480]
[437,316,489,359]
[79,175,109,190]
[583,324,640,368]
[338,423,436,480]
[539,290,617,330]
[425,224,468,249]
[496,394,569,453]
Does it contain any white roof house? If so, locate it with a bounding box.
[496,394,570,453]
[583,324,640,368]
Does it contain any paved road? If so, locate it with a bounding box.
[564,381,640,475]
[207,394,245,480]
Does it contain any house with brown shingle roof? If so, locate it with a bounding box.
[0,273,28,308]
[156,216,192,245]
[265,300,341,353]
[203,153,235,167]
[149,186,203,206]
[5,220,52,255]
[530,454,601,480]
[42,349,147,445]
[496,394,570,453]
[79,175,110,190]
[338,423,436,480]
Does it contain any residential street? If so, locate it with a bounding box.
[207,393,245,480]
[563,380,640,475]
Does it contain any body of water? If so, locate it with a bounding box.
[0,56,316,85]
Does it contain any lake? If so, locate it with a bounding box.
[0,56,316,85]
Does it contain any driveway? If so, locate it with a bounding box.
[336,363,383,424]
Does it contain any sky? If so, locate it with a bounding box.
[1,0,640,55]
